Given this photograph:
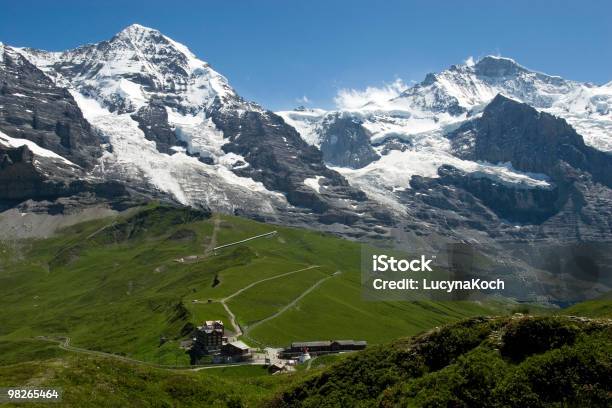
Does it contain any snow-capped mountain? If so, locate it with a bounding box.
[278,56,612,219]
[20,24,235,114]
[1,26,611,247]
[2,24,387,235]
[280,56,612,153]
[14,24,273,212]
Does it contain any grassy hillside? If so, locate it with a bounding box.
[1,316,609,407]
[0,346,294,407]
[0,204,502,366]
[268,316,612,407]
[562,291,612,318]
[13,204,609,407]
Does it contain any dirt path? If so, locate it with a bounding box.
[39,336,175,367]
[85,221,117,240]
[35,336,262,371]
[244,271,340,335]
[219,265,320,338]
[223,265,320,302]
[203,216,221,256]
[176,223,276,263]
[306,357,314,371]
[221,300,243,337]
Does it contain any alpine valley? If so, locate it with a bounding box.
[1,23,612,407]
[1,24,611,305]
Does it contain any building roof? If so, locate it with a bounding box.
[197,320,224,333]
[199,327,223,333]
[226,340,250,350]
[291,340,368,348]
[334,340,367,346]
[291,341,331,348]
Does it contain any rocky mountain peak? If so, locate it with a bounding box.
[16,24,236,114]
[482,93,530,114]
[389,53,581,119]
[110,23,193,69]
[472,55,526,77]
[115,23,161,40]
[3,25,389,234]
[4,28,610,245]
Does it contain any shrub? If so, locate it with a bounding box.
[500,317,579,361]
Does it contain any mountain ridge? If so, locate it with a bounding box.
[1,24,611,249]
[2,25,392,237]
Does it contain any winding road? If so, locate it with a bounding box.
[37,225,342,372]
[35,336,263,371]
[219,265,321,337]
[244,271,341,334]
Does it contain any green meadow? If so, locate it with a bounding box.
[0,204,505,365]
[0,205,610,406]
[0,350,296,407]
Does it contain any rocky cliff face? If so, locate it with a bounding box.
[451,94,612,188]
[208,99,372,222]
[0,46,101,168]
[318,113,379,169]
[410,165,562,224]
[402,95,612,243]
[130,103,187,155]
[0,142,133,212]
[0,45,136,211]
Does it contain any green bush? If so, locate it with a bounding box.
[269,317,612,408]
[500,317,579,361]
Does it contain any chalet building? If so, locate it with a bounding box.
[268,361,293,374]
[280,339,367,358]
[268,362,286,374]
[192,320,226,355]
[215,340,252,363]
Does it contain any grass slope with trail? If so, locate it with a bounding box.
[0,204,501,367]
[5,204,609,406]
[1,314,609,407]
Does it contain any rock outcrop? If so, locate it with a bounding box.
[0,46,100,168]
[318,113,379,169]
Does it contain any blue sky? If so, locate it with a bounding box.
[1,0,610,110]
